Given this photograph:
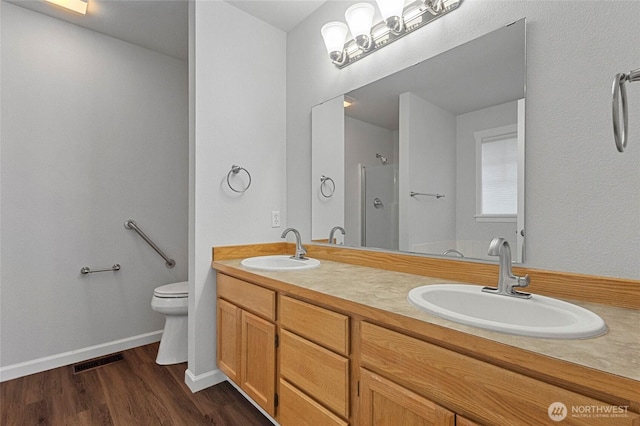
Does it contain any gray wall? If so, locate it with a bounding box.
[1,3,188,371]
[287,1,640,279]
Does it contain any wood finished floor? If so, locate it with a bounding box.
[0,343,272,426]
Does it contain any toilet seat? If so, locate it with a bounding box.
[154,281,188,298]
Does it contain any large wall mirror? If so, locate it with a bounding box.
[312,19,526,263]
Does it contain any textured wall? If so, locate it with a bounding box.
[189,0,286,383]
[287,1,640,279]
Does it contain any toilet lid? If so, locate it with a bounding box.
[154,281,188,298]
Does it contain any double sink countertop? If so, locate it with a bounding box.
[213,257,640,385]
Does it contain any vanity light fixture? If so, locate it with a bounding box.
[45,0,88,14]
[376,0,405,34]
[345,3,376,52]
[321,22,349,66]
[321,0,462,68]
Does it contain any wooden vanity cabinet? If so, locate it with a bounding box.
[216,274,276,417]
[360,321,639,425]
[278,295,351,425]
[360,368,455,426]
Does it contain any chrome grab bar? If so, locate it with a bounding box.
[81,264,121,275]
[124,219,175,268]
[612,68,640,152]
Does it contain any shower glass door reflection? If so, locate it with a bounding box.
[361,164,399,250]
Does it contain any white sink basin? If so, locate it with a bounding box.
[241,255,320,271]
[407,284,607,339]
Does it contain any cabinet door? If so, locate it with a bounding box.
[456,416,481,426]
[218,273,276,321]
[217,298,241,382]
[360,369,455,426]
[280,329,350,418]
[241,310,276,417]
[280,295,349,356]
[279,379,348,426]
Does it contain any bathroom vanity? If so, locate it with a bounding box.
[212,243,640,425]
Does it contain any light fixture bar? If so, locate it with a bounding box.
[45,0,88,15]
[332,0,461,69]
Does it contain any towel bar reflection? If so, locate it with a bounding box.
[410,191,445,199]
[81,264,121,275]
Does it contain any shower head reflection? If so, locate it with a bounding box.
[376,153,388,164]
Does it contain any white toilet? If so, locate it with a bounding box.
[151,281,188,365]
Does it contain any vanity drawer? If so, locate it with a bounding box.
[217,273,275,321]
[280,295,349,356]
[360,322,640,425]
[280,329,349,419]
[278,379,348,426]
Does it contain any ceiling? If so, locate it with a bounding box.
[226,0,325,32]
[5,0,326,61]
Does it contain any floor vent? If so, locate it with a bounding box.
[73,353,124,374]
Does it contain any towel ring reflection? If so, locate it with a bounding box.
[320,175,335,198]
[227,165,252,193]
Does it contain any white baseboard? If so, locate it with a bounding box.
[183,369,278,425]
[0,330,163,383]
[184,367,226,393]
[227,379,279,425]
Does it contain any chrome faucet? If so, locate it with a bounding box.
[482,237,531,299]
[328,226,346,244]
[281,228,307,260]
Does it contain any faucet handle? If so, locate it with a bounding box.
[516,274,530,288]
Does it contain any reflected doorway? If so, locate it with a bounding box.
[360,164,399,250]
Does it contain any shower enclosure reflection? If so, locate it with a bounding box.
[361,163,399,249]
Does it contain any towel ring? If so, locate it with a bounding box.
[612,68,640,153]
[612,73,629,152]
[320,175,335,198]
[227,165,252,193]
